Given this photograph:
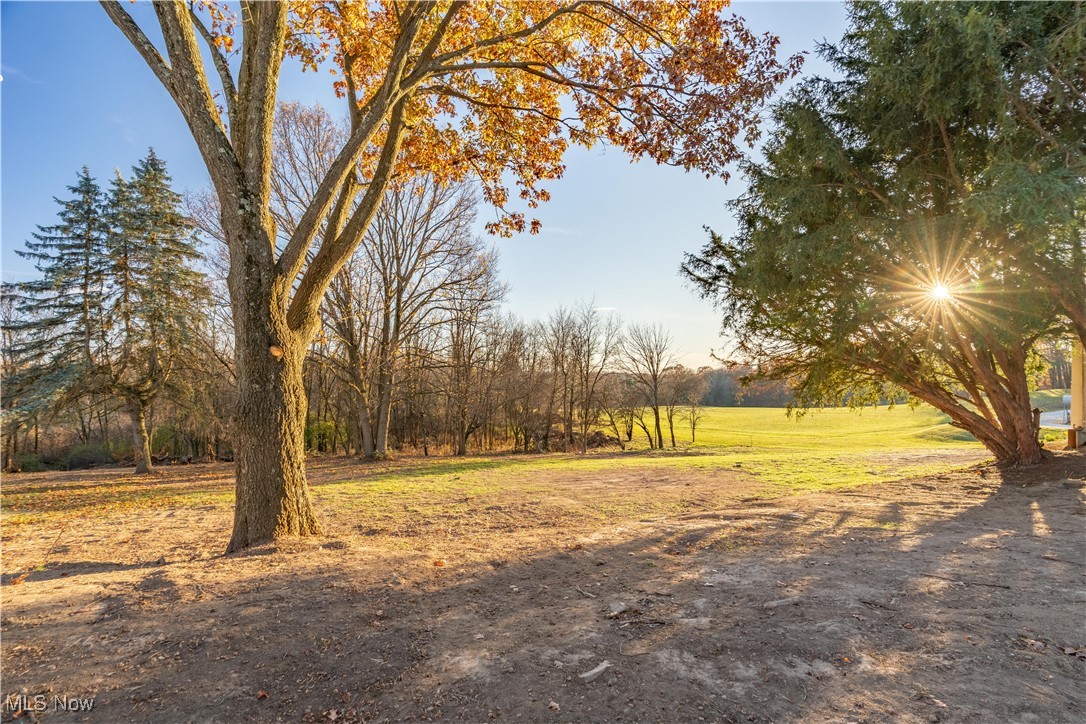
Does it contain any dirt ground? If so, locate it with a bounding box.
[1,451,1084,723]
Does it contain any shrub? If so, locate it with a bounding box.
[13,453,48,473]
[66,443,113,470]
[1040,429,1066,445]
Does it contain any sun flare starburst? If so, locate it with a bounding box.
[929,283,953,302]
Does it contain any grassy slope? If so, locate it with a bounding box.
[314,403,986,512]
[1032,388,1070,412]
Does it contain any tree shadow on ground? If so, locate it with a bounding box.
[1,455,1082,723]
[1,560,160,585]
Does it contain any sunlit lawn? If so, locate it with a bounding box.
[9,394,1071,534]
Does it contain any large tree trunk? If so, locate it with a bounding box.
[954,407,1042,466]
[4,425,18,472]
[456,406,470,456]
[346,359,376,458]
[372,310,396,458]
[351,384,376,458]
[131,403,153,474]
[354,405,376,458]
[227,256,322,552]
[905,378,1043,466]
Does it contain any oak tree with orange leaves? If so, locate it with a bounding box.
[101,0,800,551]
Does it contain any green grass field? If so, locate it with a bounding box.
[1031,387,1071,412]
[372,388,1069,497]
[310,400,997,518]
[687,403,970,450]
[4,393,1069,531]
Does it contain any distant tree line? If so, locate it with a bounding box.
[6,146,1074,472]
[4,128,1074,472]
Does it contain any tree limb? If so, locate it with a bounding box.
[287,100,410,332]
[100,1,173,88]
[188,3,238,124]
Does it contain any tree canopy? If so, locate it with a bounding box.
[683,1,1085,465]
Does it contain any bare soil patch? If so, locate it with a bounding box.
[2,451,1083,723]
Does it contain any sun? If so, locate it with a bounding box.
[929,283,953,302]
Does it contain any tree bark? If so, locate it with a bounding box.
[374,368,394,457]
[131,403,153,474]
[456,405,470,456]
[902,378,1043,466]
[226,251,321,552]
[652,406,664,449]
[354,398,376,458]
[346,353,376,457]
[4,425,18,472]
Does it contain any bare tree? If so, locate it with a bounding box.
[661,365,702,448]
[542,307,575,450]
[362,178,484,457]
[683,368,711,444]
[570,301,622,452]
[501,319,549,452]
[597,372,640,450]
[439,259,505,456]
[101,0,795,548]
[318,181,490,458]
[622,323,677,449]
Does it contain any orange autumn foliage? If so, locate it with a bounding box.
[235,1,800,235]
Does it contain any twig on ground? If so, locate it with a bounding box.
[193,581,222,599]
[860,599,901,611]
[919,573,1011,589]
[574,585,597,599]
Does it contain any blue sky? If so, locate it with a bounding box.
[1,1,848,366]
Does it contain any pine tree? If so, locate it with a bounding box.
[9,167,112,416]
[106,149,209,473]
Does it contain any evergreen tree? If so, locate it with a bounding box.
[683,2,1084,466]
[106,149,209,472]
[8,167,111,416]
